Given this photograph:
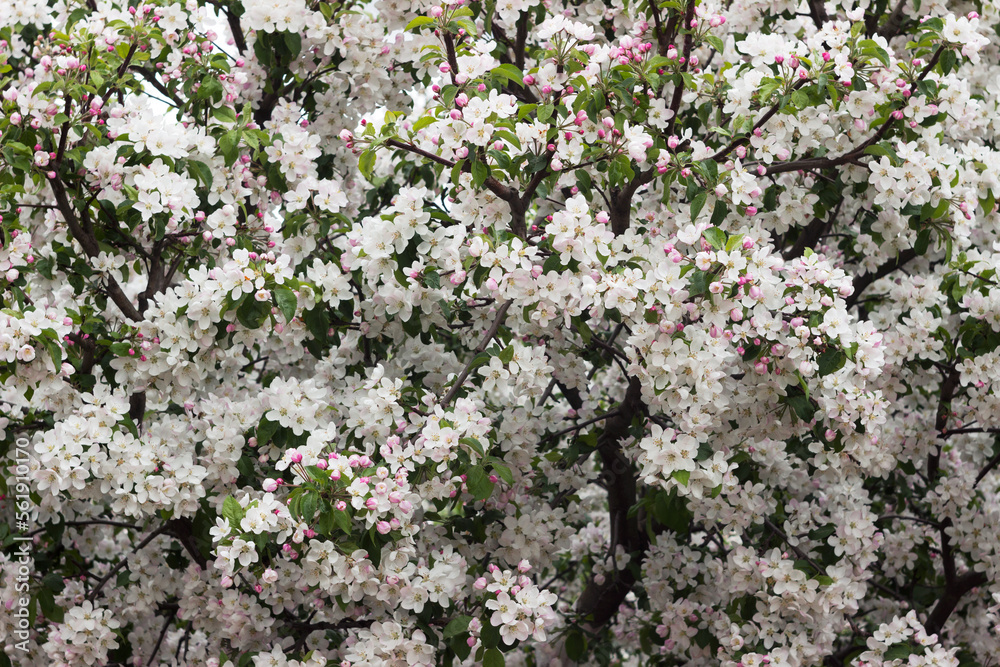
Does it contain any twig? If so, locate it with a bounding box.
[439,300,514,407]
[764,46,945,178]
[147,605,178,667]
[28,519,140,538]
[88,525,169,601]
[540,410,622,445]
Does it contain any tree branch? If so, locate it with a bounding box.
[807,0,828,29]
[147,605,178,667]
[664,0,697,138]
[49,175,143,322]
[88,525,169,601]
[764,46,944,178]
[845,248,917,309]
[439,300,513,408]
[575,377,647,627]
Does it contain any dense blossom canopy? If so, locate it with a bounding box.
[3,0,1000,666]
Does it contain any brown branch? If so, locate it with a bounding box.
[928,368,960,479]
[784,197,843,260]
[575,378,647,627]
[845,248,917,308]
[88,525,169,601]
[807,0,828,29]
[147,605,178,667]
[49,175,143,322]
[764,46,945,178]
[56,97,73,164]
[384,138,515,201]
[514,12,529,71]
[649,0,669,57]
[710,78,810,163]
[442,32,460,86]
[167,518,208,570]
[133,67,185,108]
[876,515,942,529]
[765,518,825,574]
[974,448,1000,488]
[489,23,539,103]
[924,517,987,635]
[875,0,908,38]
[540,410,622,445]
[664,0,697,138]
[439,300,513,408]
[27,519,140,538]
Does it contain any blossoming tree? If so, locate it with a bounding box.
[3,0,1000,665]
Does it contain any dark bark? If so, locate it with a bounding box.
[575,378,647,626]
[845,248,917,309]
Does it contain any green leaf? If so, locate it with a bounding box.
[703,226,726,249]
[120,415,140,439]
[274,286,298,322]
[786,394,816,422]
[460,437,485,456]
[334,509,352,533]
[489,458,514,485]
[808,524,837,540]
[212,106,238,124]
[689,191,708,222]
[443,615,473,639]
[672,470,691,486]
[219,131,240,166]
[405,16,435,30]
[465,465,495,501]
[885,645,915,661]
[709,200,729,228]
[411,114,436,134]
[498,345,514,364]
[491,63,524,85]
[483,647,505,667]
[864,142,899,164]
[938,49,957,75]
[38,588,63,622]
[43,338,62,367]
[237,298,270,329]
[188,160,214,188]
[704,35,724,53]
[222,496,244,526]
[358,149,377,180]
[462,351,492,375]
[480,619,501,648]
[257,417,280,445]
[816,348,847,376]
[471,159,489,188]
[299,491,318,522]
[537,104,554,123]
[914,228,931,255]
[687,269,710,298]
[316,499,334,534]
[283,31,302,60]
[41,572,65,592]
[565,630,586,661]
